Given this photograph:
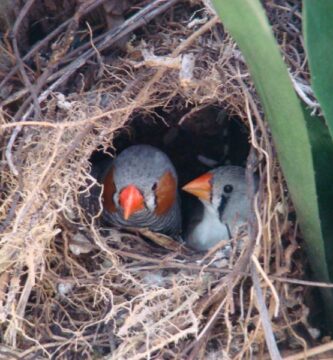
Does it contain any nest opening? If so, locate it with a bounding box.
[90,105,250,185]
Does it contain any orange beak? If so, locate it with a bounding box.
[119,185,145,220]
[182,172,213,202]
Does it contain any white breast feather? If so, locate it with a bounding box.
[187,204,229,251]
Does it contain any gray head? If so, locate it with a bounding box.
[103,145,178,221]
[183,165,254,225]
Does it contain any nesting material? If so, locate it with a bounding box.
[0,1,324,359]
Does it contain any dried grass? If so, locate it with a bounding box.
[0,0,329,359]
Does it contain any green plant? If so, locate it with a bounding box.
[213,0,333,328]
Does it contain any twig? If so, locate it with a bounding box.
[5,126,22,176]
[0,0,108,90]
[290,73,320,112]
[4,0,104,175]
[0,189,21,233]
[127,262,333,287]
[61,0,180,64]
[1,0,180,108]
[11,0,41,119]
[184,296,228,359]
[251,263,282,360]
[252,253,280,318]
[283,340,333,360]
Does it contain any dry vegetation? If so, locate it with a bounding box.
[0,0,329,359]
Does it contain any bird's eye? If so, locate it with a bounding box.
[152,183,157,191]
[223,184,233,193]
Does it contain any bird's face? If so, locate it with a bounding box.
[103,146,178,220]
[182,166,247,219]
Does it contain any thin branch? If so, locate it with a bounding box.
[251,262,282,360]
[11,0,41,119]
[0,0,108,90]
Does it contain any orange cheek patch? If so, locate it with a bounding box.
[155,171,177,216]
[103,167,117,213]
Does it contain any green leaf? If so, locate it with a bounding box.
[303,1,333,141]
[305,112,333,282]
[212,0,333,322]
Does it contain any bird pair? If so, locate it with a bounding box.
[102,144,252,251]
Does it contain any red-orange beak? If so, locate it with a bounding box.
[119,185,145,220]
[182,172,213,202]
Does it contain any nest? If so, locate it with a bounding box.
[0,0,325,359]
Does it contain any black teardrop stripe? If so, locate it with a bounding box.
[218,194,228,220]
[225,223,232,239]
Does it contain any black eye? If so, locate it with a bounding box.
[152,183,157,191]
[223,184,233,193]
